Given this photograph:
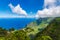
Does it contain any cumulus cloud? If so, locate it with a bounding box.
[9,3,27,16]
[36,0,60,18]
[36,6,60,18]
[44,0,56,7]
[8,3,36,18]
[8,0,60,18]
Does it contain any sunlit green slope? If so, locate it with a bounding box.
[34,17,60,40]
[23,18,54,35]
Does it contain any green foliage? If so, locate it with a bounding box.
[34,36,52,40]
[14,30,30,40]
[0,27,7,37]
[0,18,60,40]
[9,28,15,32]
[34,18,60,40]
[0,28,30,40]
[5,30,30,40]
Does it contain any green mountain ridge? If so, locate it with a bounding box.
[0,17,60,40]
[34,17,60,40]
[23,18,54,36]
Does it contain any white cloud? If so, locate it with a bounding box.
[36,0,60,18]
[8,0,60,18]
[44,0,56,7]
[0,15,35,18]
[9,3,27,16]
[8,3,36,18]
[36,6,60,18]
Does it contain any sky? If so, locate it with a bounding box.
[0,0,60,18]
[0,0,44,18]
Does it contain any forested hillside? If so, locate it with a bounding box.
[34,18,60,40]
[0,18,60,40]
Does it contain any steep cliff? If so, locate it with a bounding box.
[34,18,60,40]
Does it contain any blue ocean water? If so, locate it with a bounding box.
[0,18,35,30]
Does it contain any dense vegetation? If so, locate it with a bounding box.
[0,18,60,40]
[0,28,30,40]
[34,18,60,40]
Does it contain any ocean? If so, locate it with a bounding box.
[0,18,35,30]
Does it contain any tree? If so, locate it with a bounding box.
[9,28,15,32]
[14,30,30,40]
[0,27,7,37]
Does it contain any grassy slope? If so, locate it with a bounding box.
[23,18,54,36]
[34,17,60,40]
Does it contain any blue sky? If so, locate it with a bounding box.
[0,0,60,18]
[0,0,44,17]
